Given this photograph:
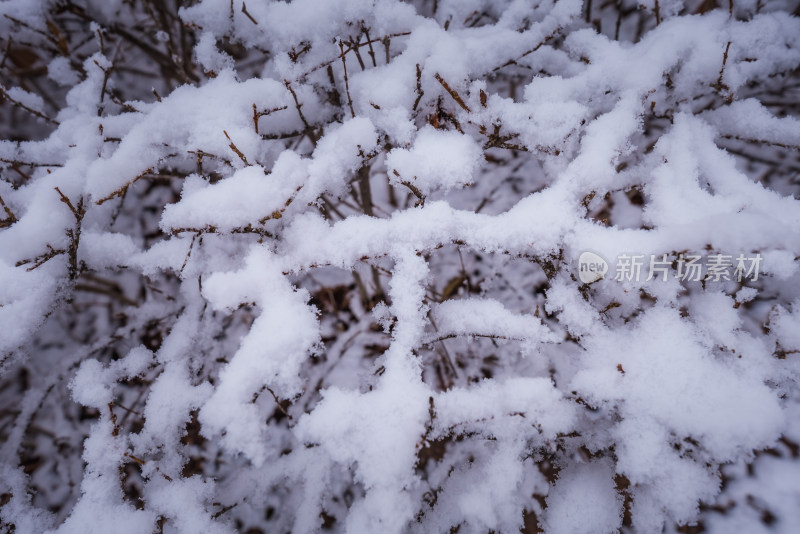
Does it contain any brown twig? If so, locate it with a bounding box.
[64,3,198,84]
[712,41,732,98]
[0,86,60,125]
[212,503,238,520]
[720,135,800,150]
[413,64,424,112]
[180,233,197,274]
[283,80,311,133]
[169,224,275,240]
[252,104,288,135]
[289,42,311,63]
[265,386,292,420]
[74,282,138,306]
[109,402,120,436]
[434,73,471,113]
[261,130,306,141]
[45,20,69,56]
[54,186,79,218]
[492,29,560,72]
[348,36,367,71]
[421,332,519,346]
[481,124,529,152]
[0,157,62,168]
[363,26,377,67]
[401,180,425,207]
[16,244,66,271]
[298,32,410,78]
[383,36,391,64]
[241,2,258,25]
[339,41,356,118]
[96,167,154,205]
[0,194,18,225]
[258,185,304,224]
[124,452,146,465]
[188,149,233,170]
[223,130,250,166]
[55,187,86,279]
[391,169,425,206]
[356,165,374,216]
[2,14,60,51]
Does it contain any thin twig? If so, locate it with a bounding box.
[54,187,79,218]
[96,168,154,205]
[348,36,366,71]
[265,387,292,420]
[363,26,377,67]
[421,332,519,346]
[298,32,410,78]
[356,165,374,216]
[0,194,18,224]
[434,73,471,113]
[413,64,424,112]
[492,29,559,72]
[0,86,60,125]
[16,244,66,271]
[401,181,424,207]
[339,41,356,118]
[712,41,732,97]
[252,104,288,135]
[223,130,250,166]
[55,187,86,279]
[241,2,258,24]
[283,80,311,131]
[720,135,800,150]
[180,233,197,274]
[0,157,62,168]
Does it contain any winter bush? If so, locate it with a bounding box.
[1,0,800,532]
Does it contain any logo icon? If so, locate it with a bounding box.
[578,251,608,284]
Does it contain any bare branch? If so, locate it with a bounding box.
[434,73,471,113]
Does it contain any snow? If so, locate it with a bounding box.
[543,459,622,534]
[387,126,483,194]
[1,0,800,533]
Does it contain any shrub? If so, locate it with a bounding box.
[1,0,799,532]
